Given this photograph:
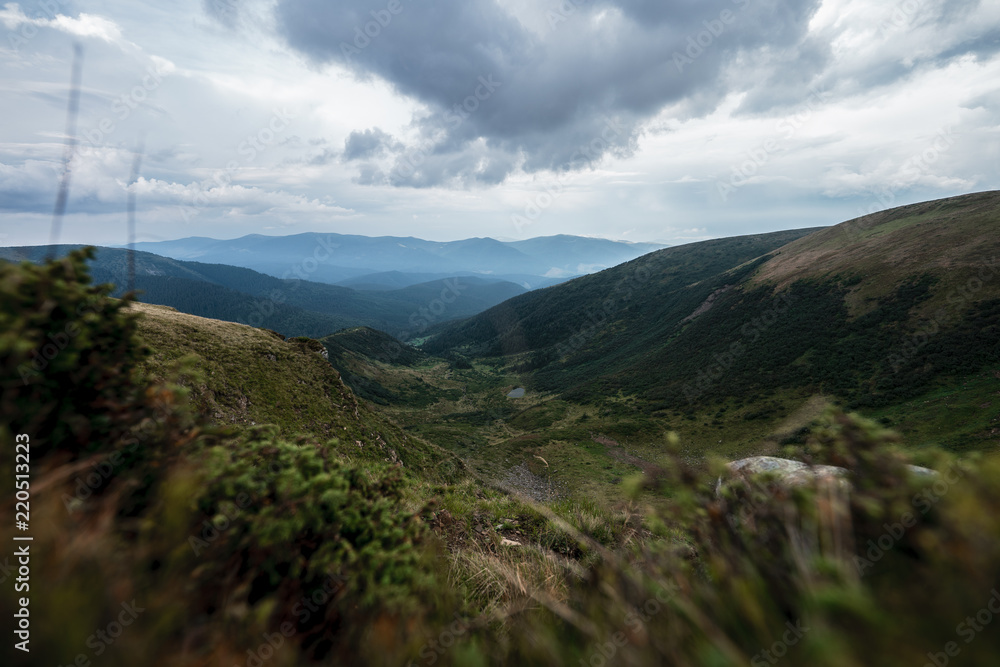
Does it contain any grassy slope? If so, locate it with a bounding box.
[127,304,653,603]
[344,194,1000,504]
[9,252,1000,667]
[129,302,465,480]
[423,227,822,358]
[423,191,999,412]
[751,191,1000,308]
[109,193,1000,509]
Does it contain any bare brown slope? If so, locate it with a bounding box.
[750,191,1000,314]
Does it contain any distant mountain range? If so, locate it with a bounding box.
[0,245,529,339]
[126,233,666,288]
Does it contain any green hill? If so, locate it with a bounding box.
[129,302,464,478]
[423,227,821,358]
[318,326,435,406]
[426,193,1000,419]
[7,234,1000,667]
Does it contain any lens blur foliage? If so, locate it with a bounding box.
[3,251,1000,667]
[0,247,153,459]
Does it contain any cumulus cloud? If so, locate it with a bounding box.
[1,0,998,246]
[133,175,354,216]
[273,0,826,187]
[269,0,1000,189]
[1,3,128,46]
[342,127,400,161]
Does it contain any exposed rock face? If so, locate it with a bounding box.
[719,456,936,493]
[725,456,849,488]
[716,456,940,578]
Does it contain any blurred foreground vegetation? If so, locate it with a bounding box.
[2,250,1000,666]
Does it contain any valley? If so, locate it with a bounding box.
[6,3,1000,663]
[315,193,1000,507]
[3,192,999,667]
[30,192,994,508]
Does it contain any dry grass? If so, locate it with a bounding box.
[750,191,1000,317]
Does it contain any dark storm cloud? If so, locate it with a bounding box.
[752,0,1000,111]
[342,127,400,160]
[274,0,825,186]
[936,27,1000,63]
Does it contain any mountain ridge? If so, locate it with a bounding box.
[123,231,667,284]
[418,192,1000,450]
[0,245,530,339]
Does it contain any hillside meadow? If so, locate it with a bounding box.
[3,213,1000,665]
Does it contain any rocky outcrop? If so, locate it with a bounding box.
[718,456,935,493]
[716,456,941,579]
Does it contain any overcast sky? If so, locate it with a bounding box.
[1,0,998,247]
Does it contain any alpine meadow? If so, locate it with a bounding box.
[2,2,1000,667]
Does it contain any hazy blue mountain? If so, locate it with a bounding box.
[505,234,666,273]
[336,270,570,291]
[127,233,665,284]
[0,245,528,339]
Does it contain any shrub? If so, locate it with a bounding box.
[0,247,151,459]
[183,428,446,662]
